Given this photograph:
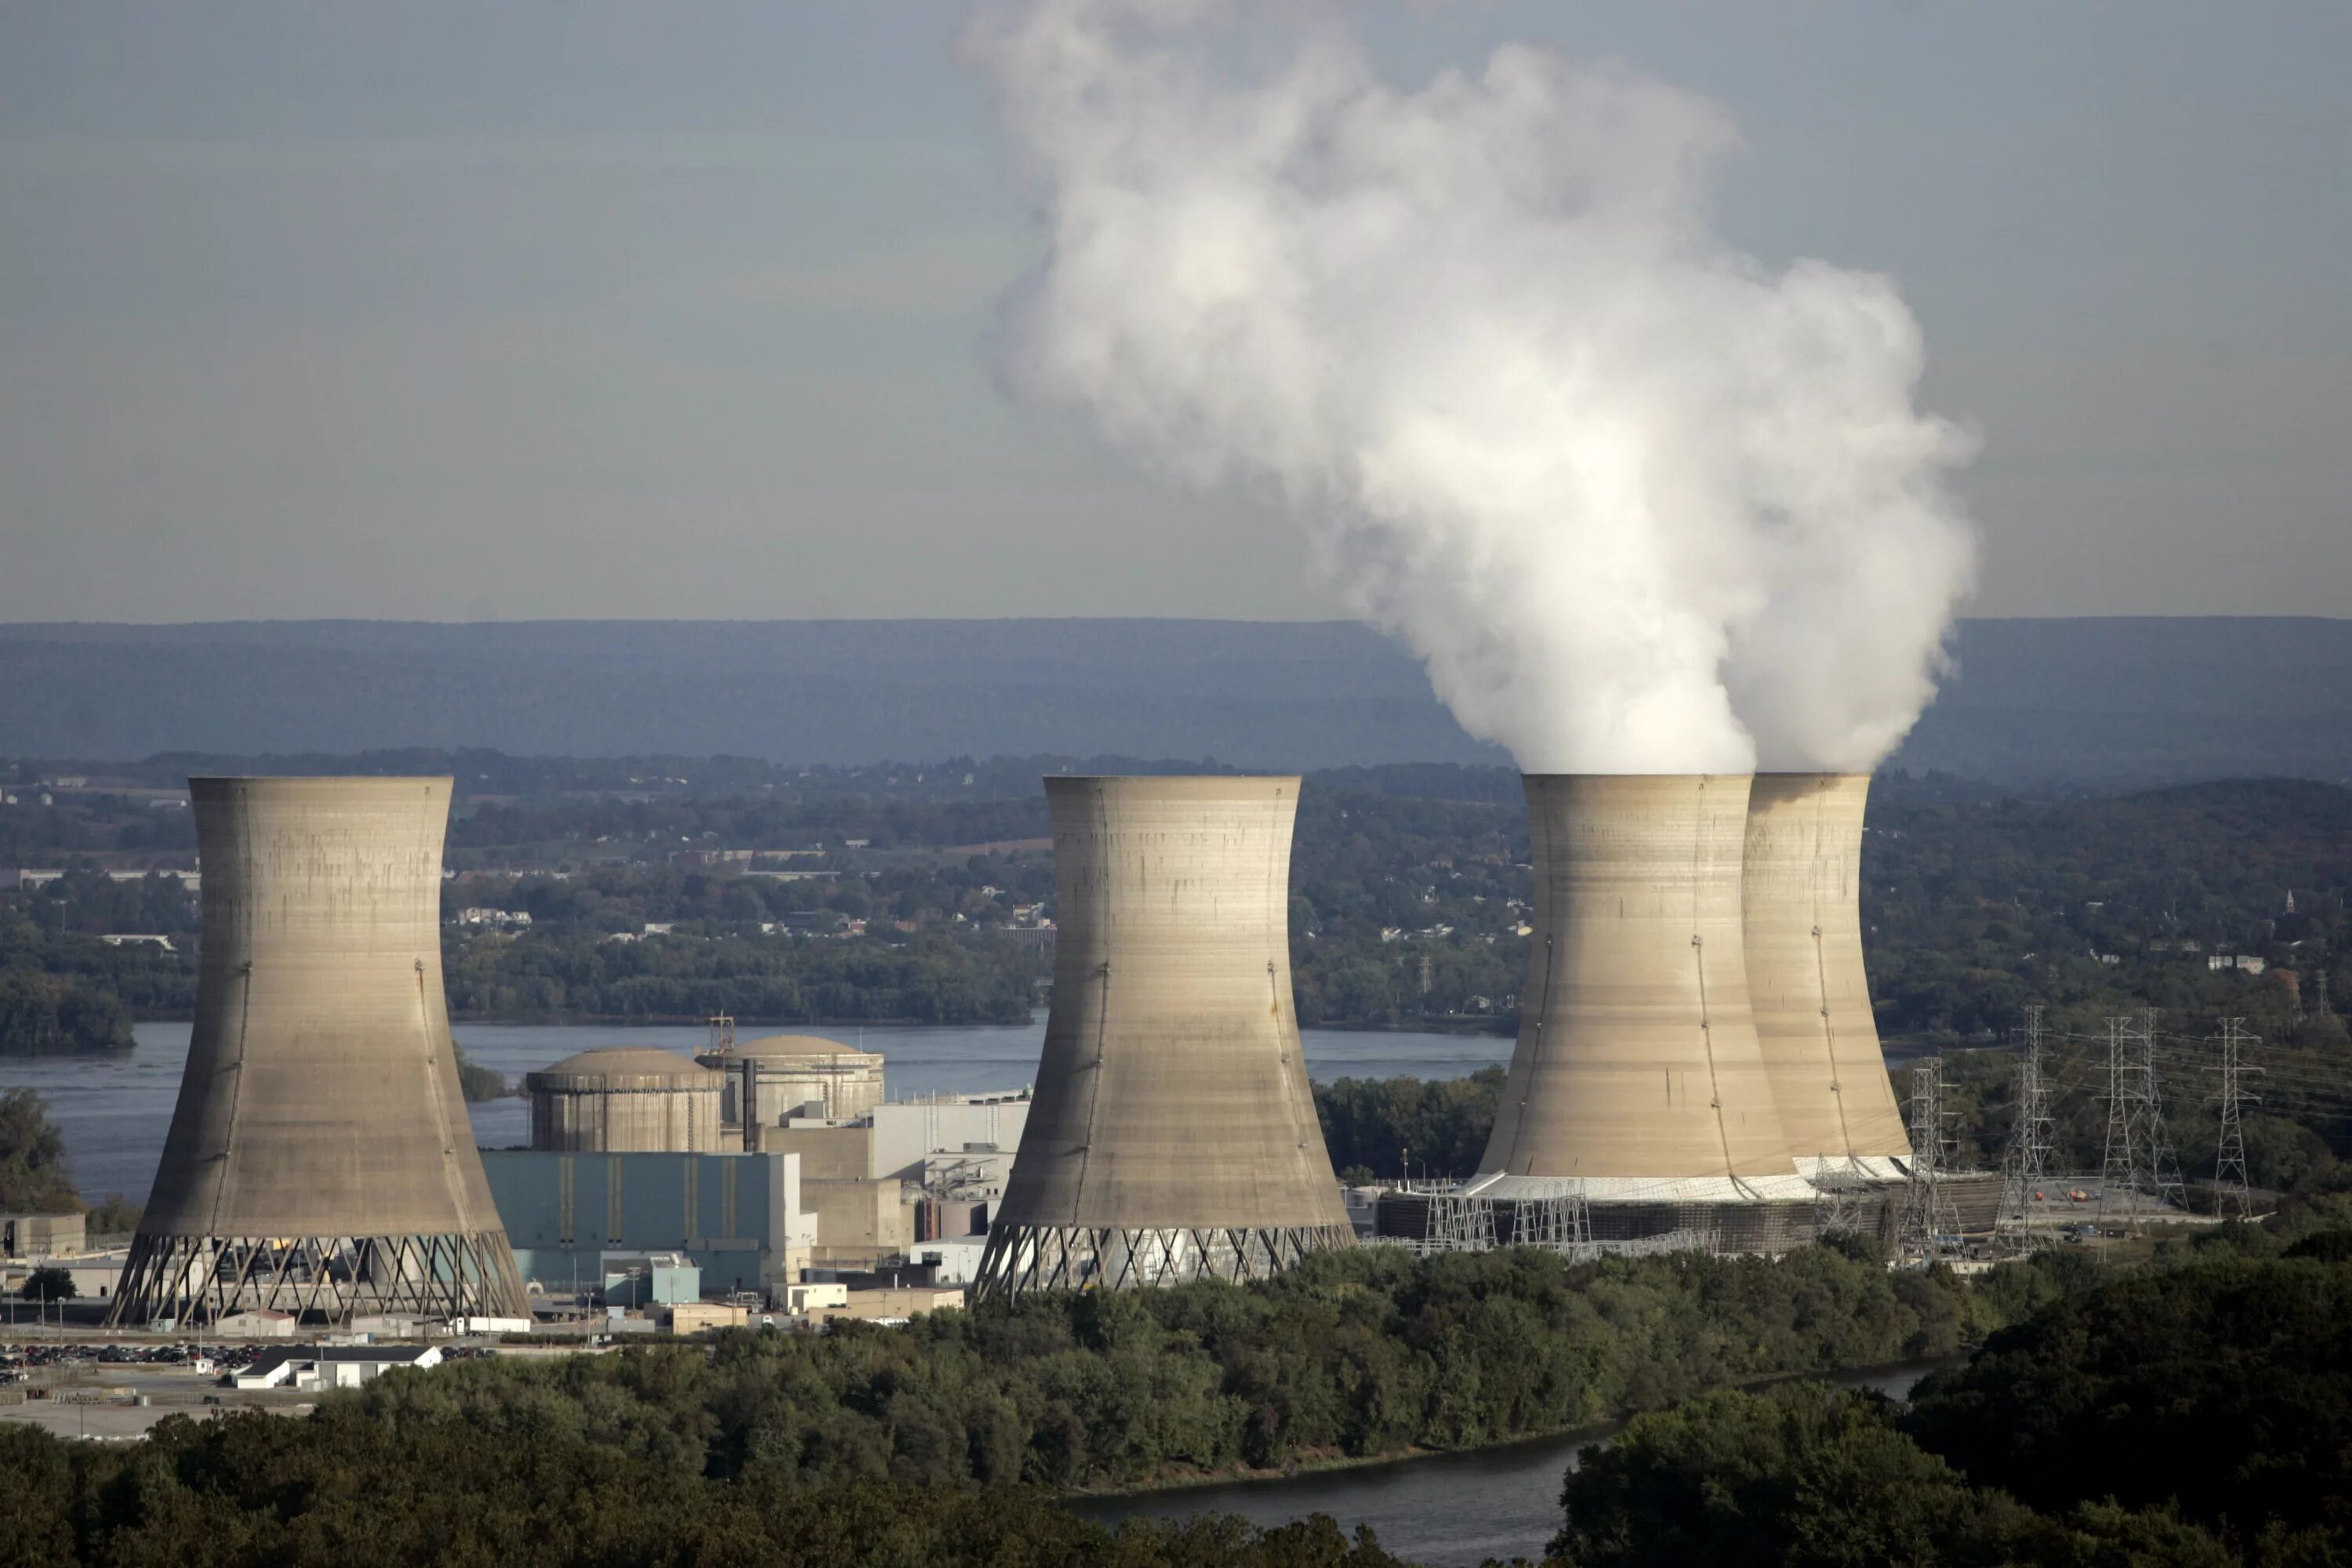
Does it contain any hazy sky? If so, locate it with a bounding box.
[2,2,2346,623]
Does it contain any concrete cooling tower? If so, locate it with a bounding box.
[1465,774,1813,1249]
[970,776,1352,1301]
[1742,773,1911,1180]
[109,778,527,1326]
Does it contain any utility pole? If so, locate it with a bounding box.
[1998,1004,2058,1250]
[2214,1018,2262,1220]
[1900,1056,1957,1260]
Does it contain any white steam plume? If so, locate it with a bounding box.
[964,0,1977,774]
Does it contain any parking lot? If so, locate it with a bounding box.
[2,1341,313,1439]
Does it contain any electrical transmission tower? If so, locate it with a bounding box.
[1900,1056,1958,1259]
[2098,1009,2186,1223]
[2096,1015,2139,1222]
[2137,1008,2188,1214]
[1998,1004,2060,1250]
[2213,1018,2262,1220]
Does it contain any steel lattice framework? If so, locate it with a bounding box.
[1898,1056,1958,1258]
[970,1222,1353,1303]
[1996,1004,2063,1251]
[2213,1018,2262,1220]
[112,1230,524,1325]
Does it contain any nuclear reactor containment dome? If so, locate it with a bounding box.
[1469,775,1808,1236]
[971,776,1352,1301]
[108,777,527,1325]
[526,1047,725,1152]
[696,1033,884,1130]
[1741,773,1911,1179]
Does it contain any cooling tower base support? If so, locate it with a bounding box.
[969,1221,1355,1305]
[107,1229,530,1327]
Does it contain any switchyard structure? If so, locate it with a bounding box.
[109,778,528,1326]
[1460,774,1814,1252]
[970,777,1353,1301]
[1741,774,1911,1181]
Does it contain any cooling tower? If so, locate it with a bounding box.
[1742,773,1911,1179]
[1469,775,1809,1233]
[109,778,527,1326]
[970,776,1352,1301]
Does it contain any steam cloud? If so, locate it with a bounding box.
[964,0,1978,773]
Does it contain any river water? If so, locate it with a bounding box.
[1070,1361,1949,1568]
[0,1017,1509,1206]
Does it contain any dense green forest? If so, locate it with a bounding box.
[1552,1243,2352,1566]
[4,757,2346,1044]
[3,1241,2091,1566]
[332,1243,2060,1488]
[2,1426,1412,1568]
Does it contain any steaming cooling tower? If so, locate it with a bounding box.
[1466,775,1811,1245]
[970,776,1352,1301]
[109,778,528,1326]
[1742,773,1911,1179]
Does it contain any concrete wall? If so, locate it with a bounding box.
[760,1123,872,1181]
[869,1099,1029,1181]
[1,1213,85,1257]
[995,776,1350,1232]
[1479,775,1797,1185]
[802,1178,912,1257]
[1742,774,1911,1165]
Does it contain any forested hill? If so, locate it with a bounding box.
[3,616,2348,787]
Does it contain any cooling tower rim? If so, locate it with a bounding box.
[1042,773,1302,787]
[1512,771,1866,779]
[187,773,455,792]
[1516,771,1754,781]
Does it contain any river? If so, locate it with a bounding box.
[1069,1361,1950,1568]
[0,1017,1509,1206]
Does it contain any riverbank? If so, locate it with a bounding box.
[1071,1359,1960,1568]
[1065,1353,1964,1502]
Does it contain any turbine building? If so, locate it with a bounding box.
[970,775,1352,1301]
[110,777,528,1326]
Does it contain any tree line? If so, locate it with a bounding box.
[7,766,2347,1041]
[1553,1233,2352,1566]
